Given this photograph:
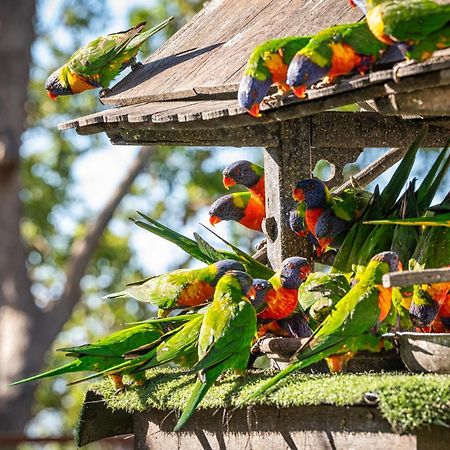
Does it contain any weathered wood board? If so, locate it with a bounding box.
[101,0,362,105]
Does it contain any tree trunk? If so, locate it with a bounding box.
[0,0,155,435]
[0,0,38,434]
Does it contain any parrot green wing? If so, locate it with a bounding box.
[378,0,450,42]
[245,36,311,79]
[301,21,385,68]
[57,323,162,358]
[331,187,372,222]
[68,23,145,77]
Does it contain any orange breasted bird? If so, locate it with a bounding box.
[349,0,450,61]
[222,160,265,201]
[238,36,311,117]
[105,259,244,313]
[209,192,265,232]
[45,18,173,100]
[258,257,312,321]
[286,21,387,98]
[292,179,369,255]
[239,252,402,404]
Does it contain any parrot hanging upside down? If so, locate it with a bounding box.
[287,21,387,98]
[174,271,257,431]
[209,192,266,232]
[238,36,311,117]
[349,0,450,61]
[45,17,173,100]
[222,160,265,202]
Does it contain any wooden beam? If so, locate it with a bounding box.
[382,268,450,288]
[264,118,315,268]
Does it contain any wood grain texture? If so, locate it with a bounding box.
[101,0,362,106]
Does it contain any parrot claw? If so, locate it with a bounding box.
[392,60,415,83]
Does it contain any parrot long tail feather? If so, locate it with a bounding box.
[127,16,174,47]
[10,360,83,386]
[124,313,203,326]
[237,339,347,407]
[174,366,222,431]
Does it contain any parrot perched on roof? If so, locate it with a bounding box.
[105,259,244,313]
[209,192,265,232]
[287,21,387,98]
[222,160,265,201]
[349,0,450,61]
[11,323,163,390]
[238,36,311,117]
[131,212,274,279]
[174,271,257,431]
[238,252,402,405]
[292,178,370,256]
[45,17,173,100]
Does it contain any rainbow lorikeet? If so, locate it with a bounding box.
[45,17,173,100]
[209,192,265,232]
[105,259,244,313]
[289,202,321,249]
[239,252,402,404]
[222,160,265,201]
[238,36,311,117]
[287,21,387,98]
[70,314,206,385]
[11,323,163,390]
[292,178,370,256]
[174,271,257,431]
[349,0,450,61]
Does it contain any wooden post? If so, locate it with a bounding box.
[264,118,314,269]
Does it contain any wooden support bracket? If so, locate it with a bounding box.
[264,118,313,268]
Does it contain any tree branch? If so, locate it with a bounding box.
[47,146,154,328]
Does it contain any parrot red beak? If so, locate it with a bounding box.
[292,187,305,202]
[348,0,356,7]
[247,285,257,301]
[209,215,222,226]
[47,91,58,101]
[292,85,307,99]
[223,176,236,189]
[248,104,262,118]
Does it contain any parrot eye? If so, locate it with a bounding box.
[252,90,257,99]
[304,73,309,80]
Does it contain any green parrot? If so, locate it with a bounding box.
[349,0,450,61]
[287,21,387,98]
[45,17,173,100]
[106,259,245,314]
[238,36,311,117]
[10,323,163,390]
[239,252,402,405]
[68,313,205,385]
[174,271,257,431]
[297,272,351,326]
[132,212,274,279]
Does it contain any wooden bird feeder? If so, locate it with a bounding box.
[60,0,450,447]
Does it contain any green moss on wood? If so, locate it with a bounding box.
[88,368,450,433]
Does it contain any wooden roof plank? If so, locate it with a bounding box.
[101,0,362,106]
